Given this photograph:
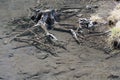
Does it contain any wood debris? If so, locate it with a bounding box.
[2,6,108,55]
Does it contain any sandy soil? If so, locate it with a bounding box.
[0,0,120,80]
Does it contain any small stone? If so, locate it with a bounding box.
[36,53,49,60]
[3,40,8,45]
[8,53,14,58]
[74,72,87,78]
[69,66,76,71]
[53,66,68,75]
[56,61,62,64]
[93,5,99,8]
[86,5,92,9]
[12,26,16,31]
[76,14,83,17]
[108,74,119,79]
[5,32,10,35]
[42,68,51,74]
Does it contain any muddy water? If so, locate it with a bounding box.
[0,0,120,80]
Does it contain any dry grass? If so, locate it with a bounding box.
[108,21,120,48]
[107,3,120,23]
[90,14,105,23]
[107,3,120,48]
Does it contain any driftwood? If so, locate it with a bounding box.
[14,37,59,56]
[53,24,80,43]
[30,8,81,44]
[8,9,92,44]
[86,30,111,37]
[7,7,105,55]
[59,7,83,11]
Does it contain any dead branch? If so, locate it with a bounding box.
[70,29,80,44]
[53,27,80,43]
[9,23,41,42]
[14,37,58,56]
[12,44,30,49]
[105,51,120,60]
[8,8,84,56]
[86,30,111,37]
[59,7,83,11]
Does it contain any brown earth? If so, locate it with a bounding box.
[0,0,120,80]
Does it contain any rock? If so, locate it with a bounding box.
[68,65,76,71]
[93,5,99,8]
[55,60,65,64]
[108,74,119,79]
[74,72,88,78]
[35,52,49,60]
[86,5,92,9]
[11,26,16,31]
[3,40,8,45]
[86,5,99,10]
[8,53,14,58]
[46,62,58,69]
[53,66,69,75]
[76,14,83,17]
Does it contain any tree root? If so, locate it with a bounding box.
[14,37,59,56]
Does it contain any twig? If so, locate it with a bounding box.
[9,24,40,42]
[70,29,80,44]
[12,44,31,49]
[105,51,120,60]
[87,30,111,37]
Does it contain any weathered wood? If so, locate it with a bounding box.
[14,37,58,56]
[86,30,111,37]
[59,7,83,11]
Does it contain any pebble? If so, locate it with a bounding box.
[74,72,88,78]
[8,53,14,58]
[3,40,8,45]
[69,66,76,71]
[76,14,83,17]
[36,53,49,60]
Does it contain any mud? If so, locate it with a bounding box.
[0,0,120,80]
